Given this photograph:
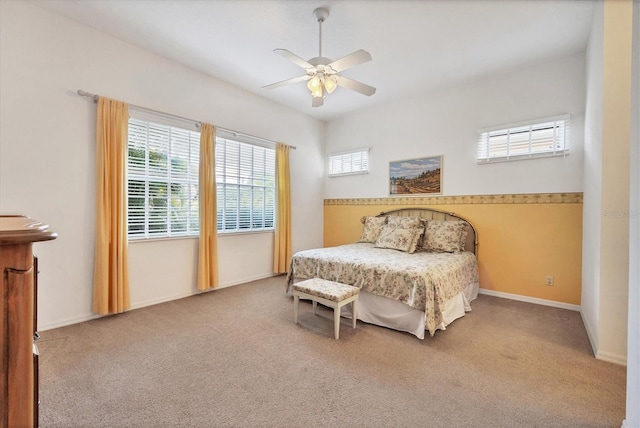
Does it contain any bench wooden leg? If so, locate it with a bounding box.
[352,299,357,329]
[294,295,299,324]
[334,306,341,340]
[312,300,317,315]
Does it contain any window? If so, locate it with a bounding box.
[477,115,569,163]
[215,134,275,233]
[127,117,200,239]
[328,148,370,176]
[126,112,276,239]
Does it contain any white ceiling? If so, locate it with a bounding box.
[31,0,596,122]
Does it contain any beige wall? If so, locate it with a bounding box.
[598,0,633,360]
[324,193,583,306]
[582,0,633,366]
[625,0,639,423]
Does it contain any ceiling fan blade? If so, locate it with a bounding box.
[312,96,324,108]
[327,49,372,72]
[274,49,314,69]
[262,75,310,90]
[336,76,377,96]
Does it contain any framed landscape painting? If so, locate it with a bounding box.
[389,155,442,195]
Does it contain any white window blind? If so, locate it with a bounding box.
[215,136,275,233]
[328,148,370,176]
[127,117,200,239]
[477,115,569,163]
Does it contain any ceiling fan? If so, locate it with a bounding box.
[262,7,376,107]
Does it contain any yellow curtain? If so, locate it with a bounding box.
[198,123,219,290]
[93,97,130,315]
[273,143,292,273]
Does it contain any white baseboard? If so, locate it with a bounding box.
[580,309,628,366]
[478,289,628,366]
[595,349,627,366]
[478,288,581,311]
[39,313,101,332]
[214,272,280,290]
[40,273,281,332]
[580,310,599,354]
[129,290,196,310]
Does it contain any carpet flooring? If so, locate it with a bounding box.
[37,275,626,427]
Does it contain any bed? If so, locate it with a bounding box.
[286,208,479,338]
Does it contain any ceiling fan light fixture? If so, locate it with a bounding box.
[323,76,338,94]
[311,86,324,98]
[307,75,321,91]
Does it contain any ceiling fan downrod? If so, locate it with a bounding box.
[313,7,329,59]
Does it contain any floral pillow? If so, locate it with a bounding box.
[374,226,424,253]
[423,220,468,253]
[386,216,423,229]
[387,216,428,249]
[459,227,469,251]
[358,216,387,243]
[408,227,425,253]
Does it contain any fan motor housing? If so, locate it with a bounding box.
[309,57,333,67]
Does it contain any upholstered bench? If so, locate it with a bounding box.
[293,278,360,339]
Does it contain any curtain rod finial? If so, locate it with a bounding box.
[78,89,99,102]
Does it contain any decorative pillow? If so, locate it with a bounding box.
[387,216,429,249]
[386,216,423,229]
[459,227,469,252]
[408,227,424,253]
[358,216,387,243]
[423,220,468,253]
[374,226,424,253]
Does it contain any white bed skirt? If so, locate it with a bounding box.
[339,282,479,339]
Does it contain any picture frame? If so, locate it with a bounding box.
[389,155,443,195]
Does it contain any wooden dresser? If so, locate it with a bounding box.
[0,216,56,428]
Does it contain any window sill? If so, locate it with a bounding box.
[128,229,274,243]
[477,151,569,164]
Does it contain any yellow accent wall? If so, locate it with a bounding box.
[324,193,583,305]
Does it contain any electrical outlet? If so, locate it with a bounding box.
[545,276,554,286]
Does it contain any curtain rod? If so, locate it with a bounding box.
[77,90,296,150]
[217,127,297,150]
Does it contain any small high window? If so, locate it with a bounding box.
[477,115,569,163]
[328,148,370,176]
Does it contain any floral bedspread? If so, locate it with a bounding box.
[285,243,479,336]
